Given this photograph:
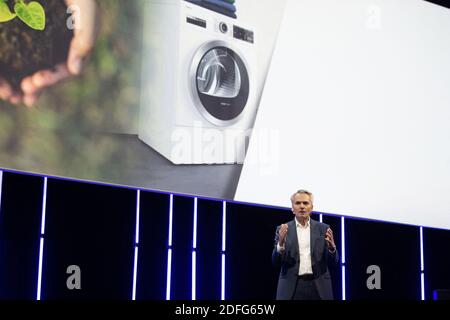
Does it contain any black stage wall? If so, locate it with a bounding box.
[0,171,449,300]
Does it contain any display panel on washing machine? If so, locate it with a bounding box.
[233,25,254,43]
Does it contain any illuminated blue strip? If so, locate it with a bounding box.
[319,214,323,223]
[222,201,226,252]
[132,246,139,300]
[166,194,174,300]
[221,253,226,300]
[192,251,196,300]
[193,198,198,249]
[420,227,424,272]
[168,195,173,247]
[420,226,425,300]
[342,265,346,301]
[36,177,48,300]
[36,237,45,300]
[421,272,425,301]
[135,191,141,245]
[132,190,140,300]
[341,217,345,264]
[166,248,172,300]
[192,197,198,300]
[40,178,48,235]
[221,201,227,300]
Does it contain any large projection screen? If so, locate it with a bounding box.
[235,0,450,230]
[0,0,285,200]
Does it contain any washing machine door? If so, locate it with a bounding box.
[190,40,250,126]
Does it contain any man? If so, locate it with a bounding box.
[272,189,339,300]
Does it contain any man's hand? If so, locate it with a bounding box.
[325,228,336,251]
[19,0,98,107]
[278,224,288,247]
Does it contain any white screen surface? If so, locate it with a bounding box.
[235,0,450,230]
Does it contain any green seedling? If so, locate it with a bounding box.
[0,0,45,30]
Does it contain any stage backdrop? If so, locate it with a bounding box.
[0,0,285,200]
[1,0,450,230]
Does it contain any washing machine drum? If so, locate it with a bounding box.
[192,44,250,125]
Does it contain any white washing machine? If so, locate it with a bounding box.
[139,0,259,164]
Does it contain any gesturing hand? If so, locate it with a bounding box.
[19,0,98,107]
[325,228,336,250]
[278,224,289,246]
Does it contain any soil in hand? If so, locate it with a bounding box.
[0,0,73,91]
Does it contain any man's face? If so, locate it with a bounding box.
[291,193,313,221]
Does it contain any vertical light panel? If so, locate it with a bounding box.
[36,177,48,300]
[420,226,425,300]
[192,251,196,301]
[132,246,139,300]
[341,216,346,300]
[135,190,141,245]
[341,217,346,264]
[421,273,425,301]
[221,253,226,301]
[193,197,198,249]
[40,177,48,236]
[342,265,346,301]
[166,248,172,300]
[319,214,323,223]
[222,201,226,252]
[192,197,198,300]
[168,195,174,247]
[420,227,424,272]
[221,201,226,300]
[132,190,140,300]
[36,237,45,301]
[166,194,174,300]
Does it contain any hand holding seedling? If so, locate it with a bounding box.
[20,0,98,107]
[0,0,98,107]
[0,0,46,103]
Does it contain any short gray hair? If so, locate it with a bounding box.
[290,189,314,204]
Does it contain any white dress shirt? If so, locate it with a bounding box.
[296,218,313,275]
[277,218,313,275]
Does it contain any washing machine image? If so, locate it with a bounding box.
[139,0,260,164]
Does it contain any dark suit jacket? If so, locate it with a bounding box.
[272,218,339,300]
